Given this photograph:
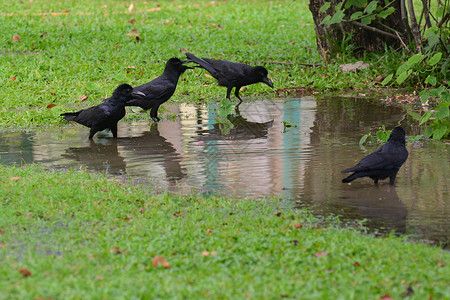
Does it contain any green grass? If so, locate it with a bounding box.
[0,164,449,299]
[0,0,392,127]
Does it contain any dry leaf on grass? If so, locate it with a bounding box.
[152,256,170,268]
[78,95,88,101]
[109,246,122,254]
[314,251,329,258]
[19,268,32,277]
[12,35,22,42]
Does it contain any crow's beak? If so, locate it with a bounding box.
[131,90,146,99]
[263,77,274,89]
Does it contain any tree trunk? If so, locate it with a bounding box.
[309,0,412,57]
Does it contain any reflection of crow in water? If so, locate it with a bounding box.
[62,140,126,175]
[342,127,409,185]
[337,186,407,234]
[196,113,273,141]
[118,123,185,182]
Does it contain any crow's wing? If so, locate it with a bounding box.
[203,59,249,84]
[127,77,176,106]
[74,103,112,127]
[342,143,401,173]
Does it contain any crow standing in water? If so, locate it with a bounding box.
[125,57,192,122]
[184,53,274,104]
[61,84,145,140]
[341,127,409,185]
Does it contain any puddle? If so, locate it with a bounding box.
[1,96,449,247]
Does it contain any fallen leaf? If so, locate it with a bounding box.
[436,261,445,267]
[9,76,16,81]
[19,268,32,277]
[202,251,210,256]
[314,251,329,258]
[294,224,303,228]
[148,7,161,12]
[78,95,88,101]
[12,34,22,42]
[123,217,130,221]
[379,294,393,300]
[128,3,134,12]
[138,207,145,213]
[152,256,170,268]
[47,103,56,109]
[129,18,136,24]
[109,246,122,254]
[10,177,20,181]
[206,229,213,234]
[204,73,212,78]
[353,261,361,267]
[275,212,282,217]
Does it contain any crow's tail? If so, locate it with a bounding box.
[185,53,216,76]
[342,171,369,183]
[60,112,79,122]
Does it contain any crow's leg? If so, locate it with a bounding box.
[110,124,118,138]
[88,128,97,140]
[150,105,161,122]
[226,86,233,100]
[234,86,243,105]
[389,172,398,186]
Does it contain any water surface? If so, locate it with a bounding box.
[1,96,449,247]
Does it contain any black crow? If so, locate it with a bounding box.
[341,127,409,185]
[125,57,192,122]
[61,84,145,139]
[184,52,274,104]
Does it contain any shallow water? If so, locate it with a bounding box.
[1,96,449,247]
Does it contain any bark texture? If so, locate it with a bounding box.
[309,0,412,56]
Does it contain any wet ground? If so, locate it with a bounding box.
[1,96,449,247]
